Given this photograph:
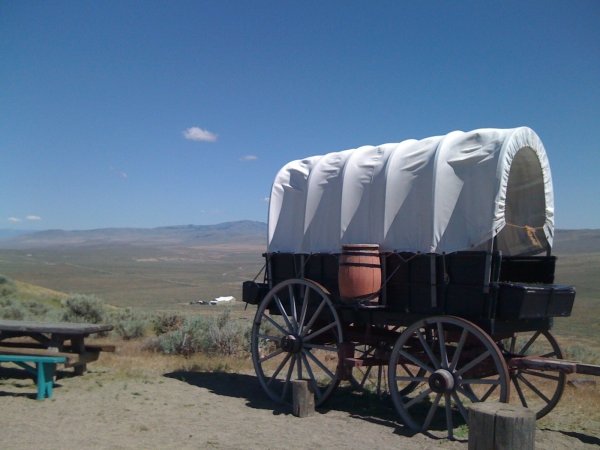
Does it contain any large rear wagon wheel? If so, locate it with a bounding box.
[251,278,343,407]
[500,330,566,419]
[388,316,510,439]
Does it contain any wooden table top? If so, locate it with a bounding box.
[0,319,113,335]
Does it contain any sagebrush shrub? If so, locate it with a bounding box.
[115,319,147,340]
[0,298,28,320]
[151,312,184,336]
[0,275,17,297]
[25,301,49,318]
[155,309,251,357]
[61,294,106,324]
[110,308,148,340]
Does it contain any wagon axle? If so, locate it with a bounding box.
[429,369,455,394]
[280,334,302,353]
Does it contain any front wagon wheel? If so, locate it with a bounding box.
[251,278,343,407]
[388,316,509,439]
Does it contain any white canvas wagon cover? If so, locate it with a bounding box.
[268,127,554,256]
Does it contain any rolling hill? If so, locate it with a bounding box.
[0,220,267,249]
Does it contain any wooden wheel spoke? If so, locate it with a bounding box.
[288,285,299,330]
[519,330,541,356]
[376,365,385,395]
[260,348,284,363]
[304,321,337,342]
[404,387,433,409]
[398,349,434,374]
[358,366,373,388]
[517,373,551,404]
[274,295,295,333]
[481,382,500,402]
[456,350,491,376]
[450,329,469,371]
[257,333,282,343]
[509,336,517,354]
[451,391,470,423]
[399,362,417,378]
[296,354,303,380]
[304,349,336,381]
[267,353,293,386]
[437,321,449,368]
[301,352,323,401]
[456,385,478,403]
[360,346,376,358]
[444,393,454,438]
[298,286,310,331]
[416,328,440,370]
[279,356,296,401]
[422,393,442,431]
[262,314,289,336]
[395,376,428,383]
[303,298,326,335]
[512,374,528,408]
[521,369,561,382]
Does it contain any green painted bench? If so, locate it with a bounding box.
[0,354,67,400]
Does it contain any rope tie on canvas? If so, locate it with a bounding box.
[505,222,544,249]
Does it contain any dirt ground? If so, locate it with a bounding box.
[1,364,599,450]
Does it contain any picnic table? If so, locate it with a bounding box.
[0,319,114,376]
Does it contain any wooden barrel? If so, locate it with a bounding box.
[338,244,382,303]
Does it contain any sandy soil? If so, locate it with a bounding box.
[1,365,599,450]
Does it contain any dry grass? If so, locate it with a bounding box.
[538,381,600,435]
[94,336,253,378]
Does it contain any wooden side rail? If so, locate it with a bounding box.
[0,341,116,353]
[0,354,67,400]
[0,345,99,368]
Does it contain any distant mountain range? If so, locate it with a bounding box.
[0,222,598,254]
[0,220,268,248]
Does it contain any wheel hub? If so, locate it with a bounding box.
[428,369,455,393]
[280,335,302,353]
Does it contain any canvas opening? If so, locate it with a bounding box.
[497,147,549,255]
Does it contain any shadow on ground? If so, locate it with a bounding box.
[542,429,600,447]
[164,371,457,440]
[0,366,60,399]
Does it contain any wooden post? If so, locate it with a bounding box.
[469,402,535,450]
[292,379,315,417]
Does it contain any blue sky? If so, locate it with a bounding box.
[1,1,599,230]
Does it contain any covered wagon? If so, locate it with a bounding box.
[243,127,576,437]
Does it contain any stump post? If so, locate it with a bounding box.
[468,402,535,450]
[292,379,315,417]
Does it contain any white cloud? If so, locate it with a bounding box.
[26,215,42,221]
[183,127,218,142]
[110,166,128,179]
[8,217,21,223]
[263,197,270,203]
[240,155,258,161]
